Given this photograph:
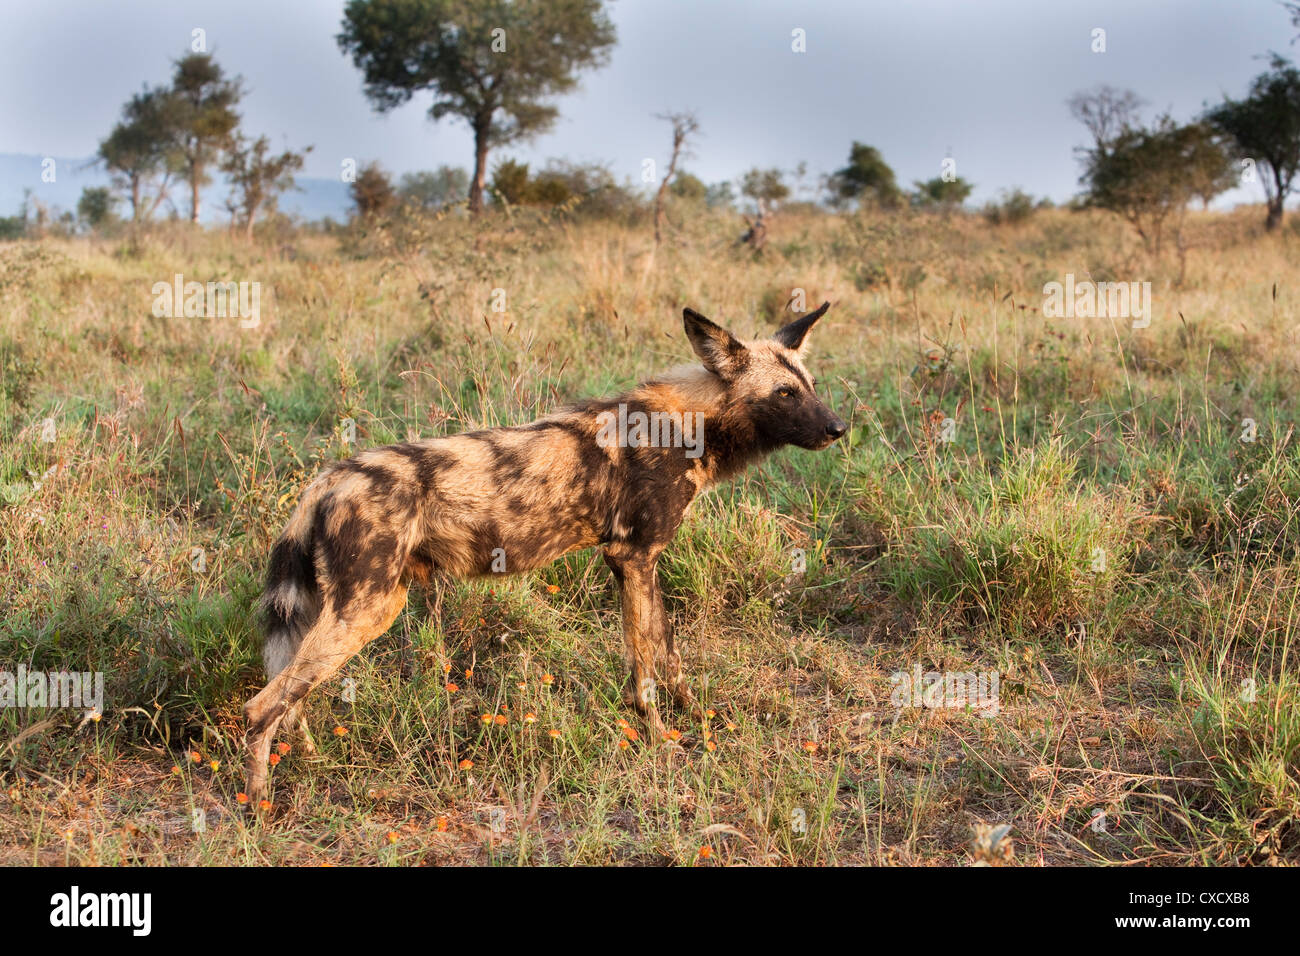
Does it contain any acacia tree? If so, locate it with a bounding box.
[1080,117,1233,253]
[338,0,616,216]
[221,135,311,239]
[98,87,178,222]
[829,141,900,207]
[1205,55,1300,230]
[169,53,243,223]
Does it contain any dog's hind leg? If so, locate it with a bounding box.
[243,584,409,807]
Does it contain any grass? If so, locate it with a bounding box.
[1,202,1298,865]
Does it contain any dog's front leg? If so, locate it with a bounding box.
[604,548,666,740]
[646,564,703,722]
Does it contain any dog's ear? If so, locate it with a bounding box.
[773,301,831,355]
[683,308,748,379]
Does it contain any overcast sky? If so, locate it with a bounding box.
[1,0,1295,206]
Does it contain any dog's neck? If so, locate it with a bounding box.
[632,365,779,484]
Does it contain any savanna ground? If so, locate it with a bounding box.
[1,202,1298,866]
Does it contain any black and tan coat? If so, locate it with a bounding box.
[243,303,847,804]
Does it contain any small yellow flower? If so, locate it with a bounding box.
[386,831,399,844]
[333,726,348,737]
[541,674,554,686]
[803,741,818,753]
[236,792,249,804]
[698,845,713,860]
[445,682,459,693]
[277,742,291,755]
[436,817,449,832]
[458,758,474,770]
[523,713,537,724]
[493,714,508,726]
[618,739,630,750]
[209,760,220,771]
[547,729,561,739]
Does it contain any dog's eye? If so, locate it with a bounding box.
[777,387,796,399]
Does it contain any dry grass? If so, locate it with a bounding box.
[1,202,1298,865]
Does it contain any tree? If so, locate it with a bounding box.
[912,176,974,210]
[489,158,532,205]
[1080,117,1234,253]
[221,135,311,239]
[829,141,900,207]
[669,171,707,203]
[740,167,789,209]
[1067,86,1145,155]
[1205,55,1300,230]
[652,111,699,245]
[399,166,470,209]
[705,180,735,209]
[168,53,243,223]
[351,162,397,219]
[77,187,119,230]
[338,0,616,216]
[97,86,178,222]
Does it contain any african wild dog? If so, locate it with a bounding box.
[242,302,847,804]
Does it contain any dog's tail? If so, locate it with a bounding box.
[259,478,329,679]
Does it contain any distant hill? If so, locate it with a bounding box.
[0,153,351,224]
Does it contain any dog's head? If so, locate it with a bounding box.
[682,301,847,450]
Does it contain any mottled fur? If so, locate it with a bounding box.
[243,303,846,804]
